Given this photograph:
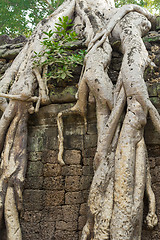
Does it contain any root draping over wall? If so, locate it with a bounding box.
[0,0,160,239]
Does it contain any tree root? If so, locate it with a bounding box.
[145,151,158,229]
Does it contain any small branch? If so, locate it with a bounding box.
[33,67,50,105]
[0,93,38,102]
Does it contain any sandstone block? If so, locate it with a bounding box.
[56,220,77,231]
[78,215,87,230]
[40,221,55,240]
[27,161,43,177]
[80,176,92,190]
[43,176,64,190]
[64,135,83,149]
[43,163,62,177]
[84,134,97,149]
[42,150,58,163]
[79,203,88,215]
[64,150,81,165]
[42,206,63,222]
[44,190,65,206]
[20,210,42,223]
[28,151,42,161]
[82,166,94,176]
[23,190,44,211]
[62,165,82,176]
[54,230,79,240]
[62,205,79,222]
[65,192,84,204]
[25,176,43,189]
[65,176,80,191]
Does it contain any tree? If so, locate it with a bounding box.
[115,0,160,13]
[0,0,160,239]
[0,0,159,38]
[0,0,64,37]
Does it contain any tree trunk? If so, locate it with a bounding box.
[0,0,159,239]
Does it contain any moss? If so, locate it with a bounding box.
[150,96,160,107]
[143,36,160,43]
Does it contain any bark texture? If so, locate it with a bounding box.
[0,0,159,239]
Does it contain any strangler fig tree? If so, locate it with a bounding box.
[0,0,159,239]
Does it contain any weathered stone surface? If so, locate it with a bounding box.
[43,176,64,190]
[62,205,79,222]
[50,85,78,103]
[42,207,63,222]
[23,190,44,211]
[44,190,65,206]
[65,176,81,191]
[54,230,79,240]
[41,150,58,163]
[64,150,81,165]
[78,215,87,230]
[43,163,62,177]
[0,34,27,45]
[62,165,82,176]
[40,221,55,240]
[25,176,43,189]
[27,161,43,177]
[65,192,84,204]
[20,210,42,223]
[79,203,88,215]
[56,220,77,231]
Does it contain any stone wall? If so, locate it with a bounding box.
[0,30,160,239]
[19,101,160,240]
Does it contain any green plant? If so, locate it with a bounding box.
[34,16,86,83]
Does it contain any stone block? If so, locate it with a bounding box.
[65,192,84,204]
[23,190,44,211]
[78,215,87,230]
[80,176,92,190]
[54,230,79,240]
[149,157,156,168]
[42,206,63,222]
[84,134,97,149]
[43,127,59,150]
[82,166,94,176]
[62,165,82,176]
[65,176,80,191]
[82,157,93,166]
[21,222,40,240]
[40,221,55,240]
[56,220,77,231]
[25,176,43,189]
[43,163,62,177]
[28,151,42,161]
[79,203,88,215]
[43,176,64,190]
[42,150,58,163]
[64,135,83,149]
[27,135,44,152]
[155,156,160,166]
[27,161,43,177]
[44,190,65,206]
[64,150,81,165]
[20,210,42,223]
[82,190,89,202]
[62,205,79,222]
[82,147,96,158]
[64,123,85,135]
[87,123,97,135]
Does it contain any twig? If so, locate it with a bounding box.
[0,93,38,102]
